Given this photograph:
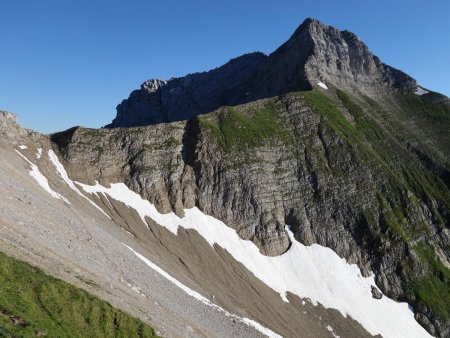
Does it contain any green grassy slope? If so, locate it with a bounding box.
[198,102,291,152]
[0,252,159,338]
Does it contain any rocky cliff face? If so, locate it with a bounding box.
[107,18,416,128]
[54,89,450,337]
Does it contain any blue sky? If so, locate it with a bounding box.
[1,0,449,133]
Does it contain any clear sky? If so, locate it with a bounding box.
[1,0,449,133]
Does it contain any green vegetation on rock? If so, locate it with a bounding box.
[0,252,159,338]
[376,193,409,242]
[199,103,291,151]
[403,92,450,124]
[303,90,450,208]
[141,137,180,153]
[155,137,181,150]
[301,90,358,143]
[409,245,450,320]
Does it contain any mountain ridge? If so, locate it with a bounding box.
[107,17,417,128]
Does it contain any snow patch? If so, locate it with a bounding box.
[76,181,176,228]
[317,81,328,89]
[18,145,27,150]
[124,244,281,338]
[48,150,110,219]
[241,318,282,338]
[415,87,429,96]
[326,325,340,338]
[36,148,42,159]
[15,150,68,203]
[79,182,431,338]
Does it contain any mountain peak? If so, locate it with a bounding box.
[274,17,416,94]
[107,18,417,128]
[294,16,327,31]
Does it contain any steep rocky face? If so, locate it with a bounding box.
[107,18,416,128]
[53,87,450,337]
[297,19,416,93]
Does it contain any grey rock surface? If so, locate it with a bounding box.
[0,110,17,128]
[371,286,383,299]
[110,52,267,127]
[0,110,26,141]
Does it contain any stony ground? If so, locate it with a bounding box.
[0,144,268,338]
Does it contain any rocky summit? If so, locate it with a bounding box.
[2,17,450,338]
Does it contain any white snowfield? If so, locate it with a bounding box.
[15,150,68,203]
[124,244,282,338]
[415,87,429,96]
[317,81,328,89]
[76,182,431,338]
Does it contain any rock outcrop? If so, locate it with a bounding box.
[107,18,416,128]
[0,110,38,145]
[0,111,22,139]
